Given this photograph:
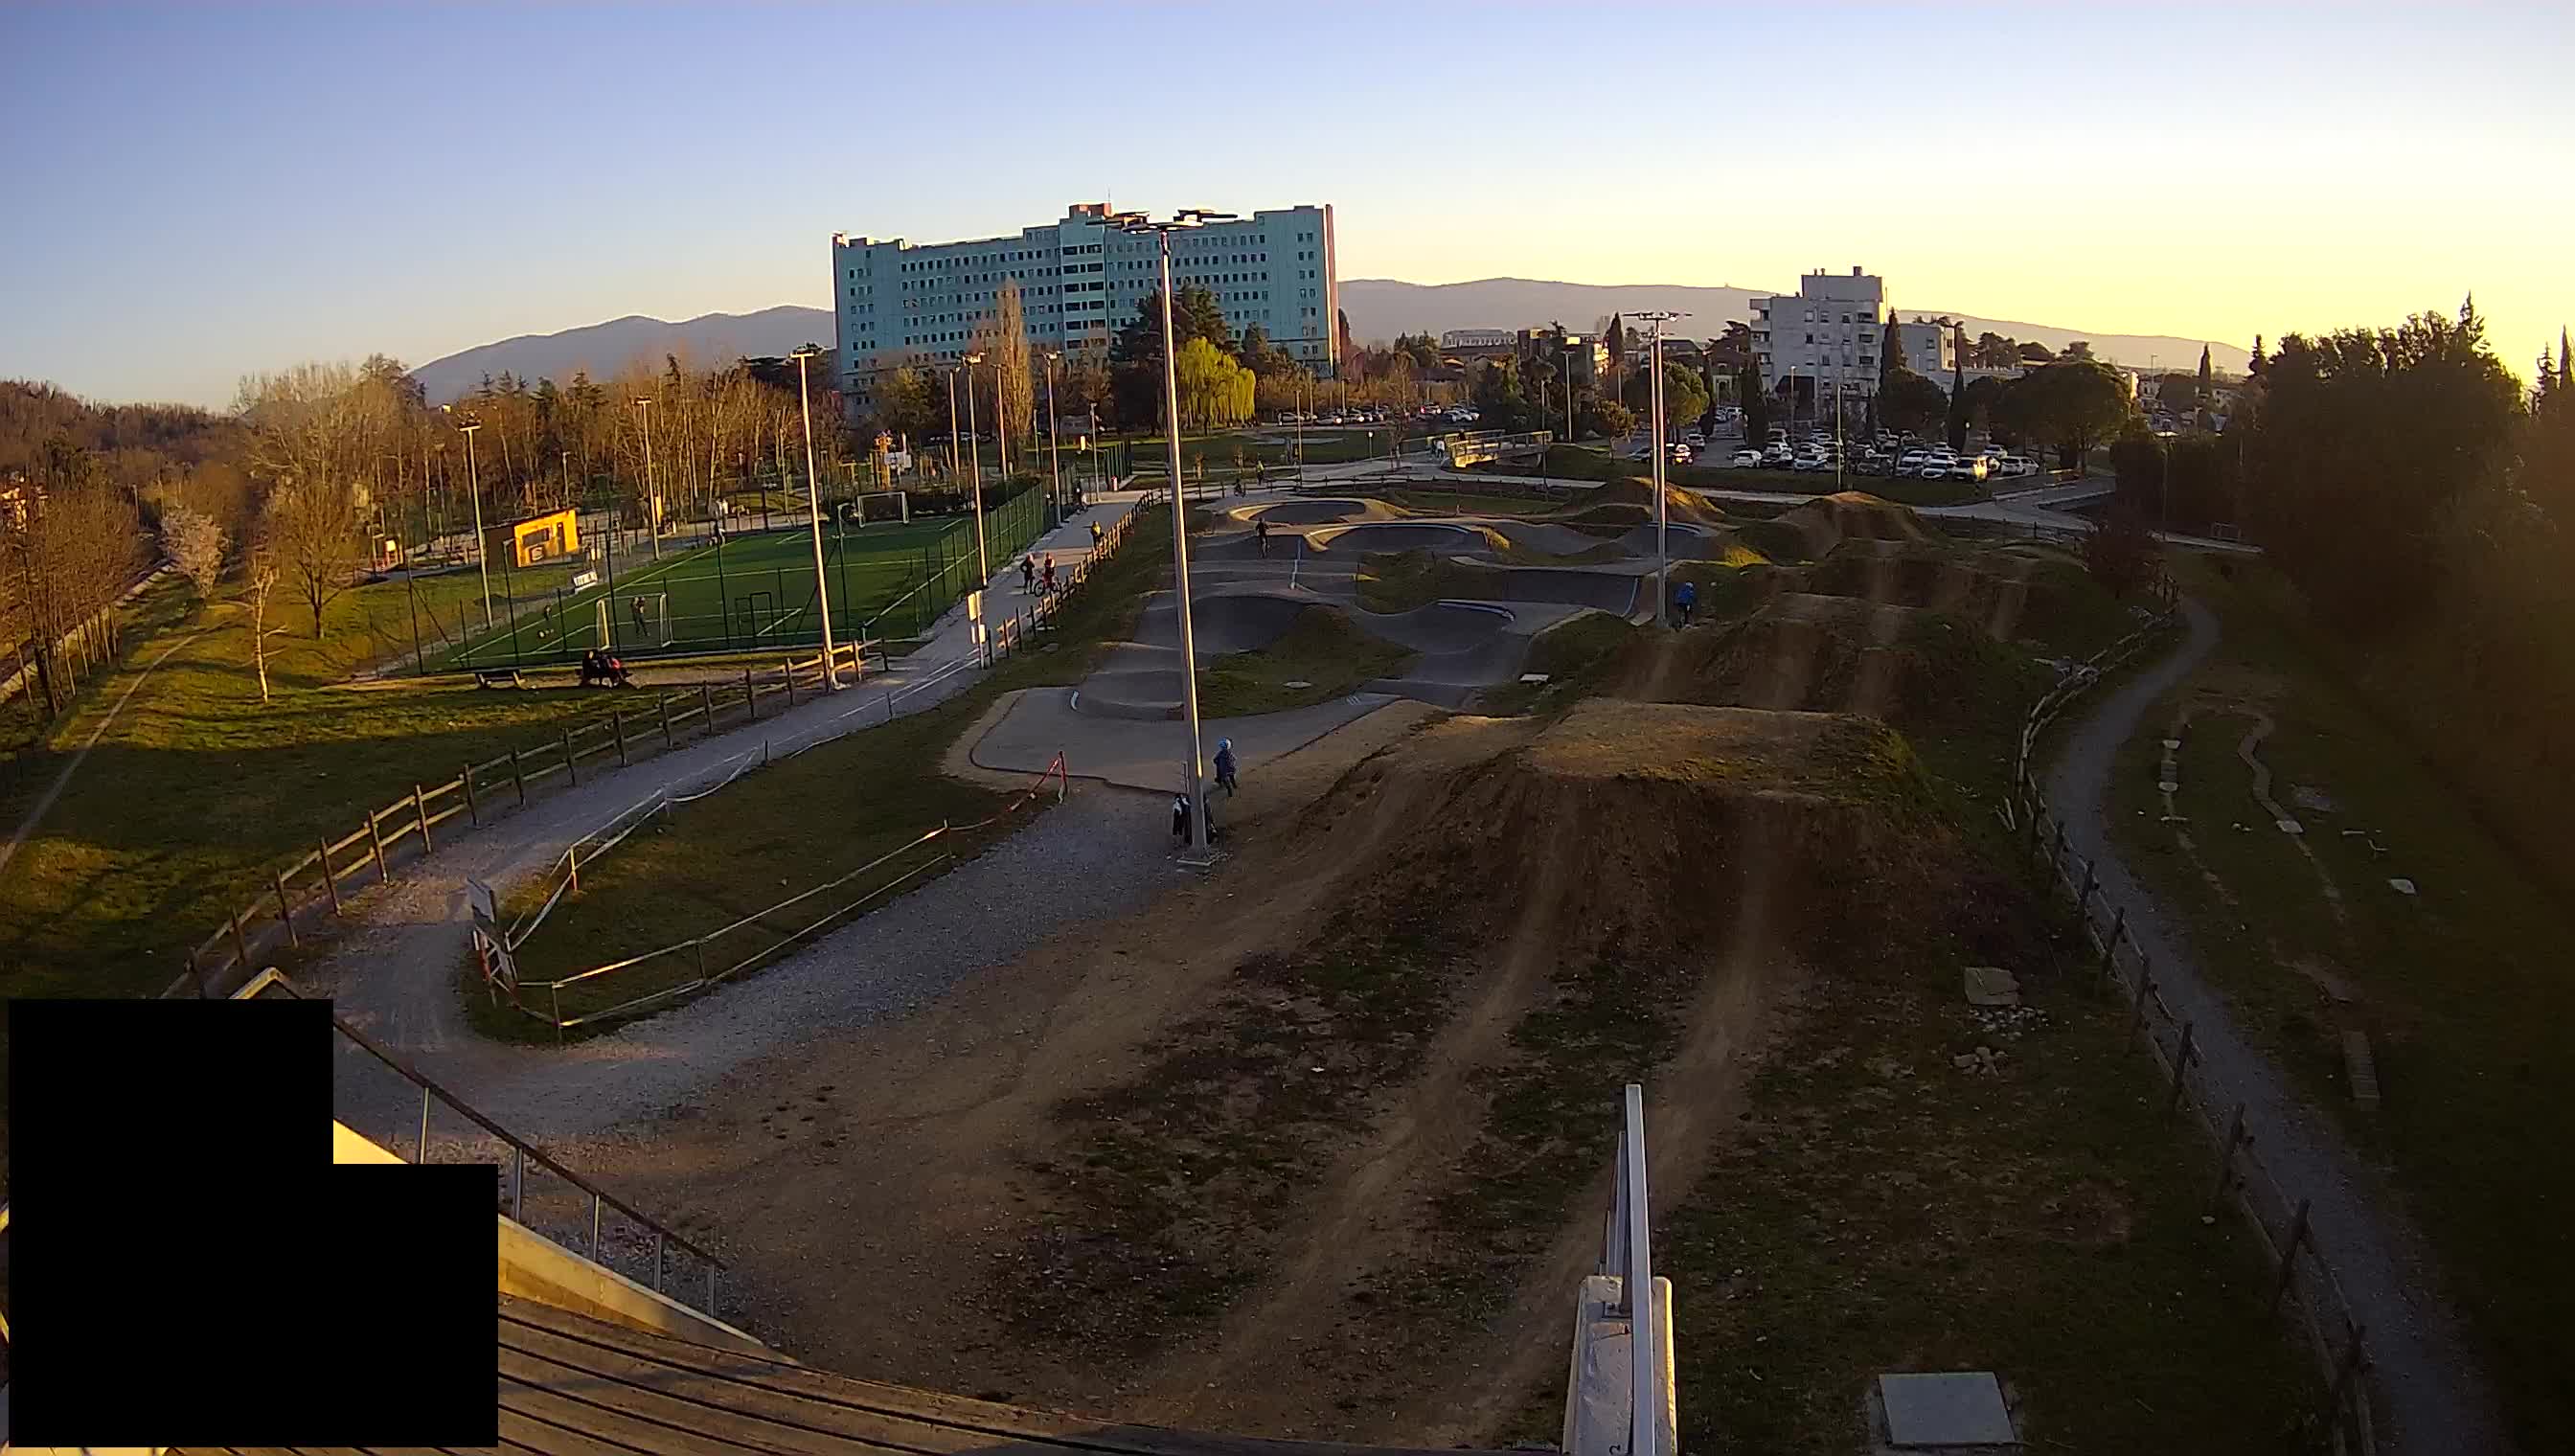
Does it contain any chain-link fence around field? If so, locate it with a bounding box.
[384,480,1062,675]
[2012,610,2376,1455]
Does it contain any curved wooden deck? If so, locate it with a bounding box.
[201,1297,1512,1456]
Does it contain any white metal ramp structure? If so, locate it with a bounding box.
[1563,1084,1677,1456]
[1441,430,1554,468]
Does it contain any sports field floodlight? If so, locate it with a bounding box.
[1629,309,1689,627]
[789,344,840,689]
[962,352,991,586]
[1043,350,1064,530]
[631,396,661,560]
[1115,208,1236,857]
[441,404,493,626]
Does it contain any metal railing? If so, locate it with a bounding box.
[1566,1083,1666,1456]
[233,968,730,1317]
[1605,1083,1659,1456]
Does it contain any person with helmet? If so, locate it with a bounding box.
[1213,738,1239,798]
[1675,578,1698,626]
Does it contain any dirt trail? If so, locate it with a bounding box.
[2045,596,2506,1455]
[573,702,1449,1403]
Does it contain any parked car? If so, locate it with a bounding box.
[1732,448,1762,467]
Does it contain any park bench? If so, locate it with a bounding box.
[474,669,527,690]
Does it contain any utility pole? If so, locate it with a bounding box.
[1631,310,1687,627]
[443,407,492,626]
[1121,208,1237,858]
[791,345,840,689]
[963,353,991,583]
[632,397,661,560]
[1045,351,1064,530]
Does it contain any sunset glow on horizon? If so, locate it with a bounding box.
[4,3,2567,402]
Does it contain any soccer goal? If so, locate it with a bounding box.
[843,489,909,526]
[598,591,672,648]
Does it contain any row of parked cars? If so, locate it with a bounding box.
[1274,405,1486,427]
[1725,433,2039,481]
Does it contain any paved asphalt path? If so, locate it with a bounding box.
[2047,596,2505,1454]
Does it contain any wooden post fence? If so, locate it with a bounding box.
[272,872,299,946]
[2164,1022,2198,1114]
[612,710,627,765]
[2269,1199,2312,1314]
[659,693,673,747]
[318,837,342,915]
[744,667,757,721]
[2207,1103,2248,1217]
[414,785,433,854]
[784,659,796,708]
[463,762,480,826]
[2130,965,2155,1038]
[700,683,716,730]
[2100,906,2127,974]
[229,904,252,968]
[561,727,578,785]
[369,811,390,883]
[513,748,528,807]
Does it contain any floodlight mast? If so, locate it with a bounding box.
[1119,208,1237,856]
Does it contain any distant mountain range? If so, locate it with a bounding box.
[1340,279,2250,375]
[410,282,2245,400]
[410,306,833,402]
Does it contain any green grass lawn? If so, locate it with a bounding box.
[2107,554,2575,1452]
[431,492,1048,671]
[483,690,1023,1036]
[1194,606,1414,717]
[1475,611,1637,714]
[0,568,675,1184]
[1355,549,1479,614]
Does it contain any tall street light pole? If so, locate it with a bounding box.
[963,353,991,583]
[633,397,661,560]
[1122,207,1236,857]
[1044,350,1063,531]
[946,367,963,486]
[791,345,841,689]
[1631,310,1686,627]
[444,407,493,626]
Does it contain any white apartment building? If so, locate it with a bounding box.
[831,201,1338,414]
[1897,319,1958,378]
[1750,267,1884,397]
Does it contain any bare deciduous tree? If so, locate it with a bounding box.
[246,561,283,704]
[160,504,227,601]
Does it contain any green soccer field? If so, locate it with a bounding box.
[431,489,1049,671]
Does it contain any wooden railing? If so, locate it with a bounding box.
[162,639,876,1002]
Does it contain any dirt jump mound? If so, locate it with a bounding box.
[1586,473,1730,529]
[1771,491,1934,559]
[1009,703,2039,1396]
[1626,592,2044,728]
[1802,543,2039,640]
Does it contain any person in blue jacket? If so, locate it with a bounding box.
[1213,739,1240,798]
[1675,579,1698,626]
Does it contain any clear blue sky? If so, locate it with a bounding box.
[4,2,2568,406]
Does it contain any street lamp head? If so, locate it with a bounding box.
[790,344,825,361]
[965,352,986,366]
[1117,207,1235,235]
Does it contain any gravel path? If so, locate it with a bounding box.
[2047,595,2505,1454]
[313,497,1171,1153]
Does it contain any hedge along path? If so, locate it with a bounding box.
[2033,594,2506,1456]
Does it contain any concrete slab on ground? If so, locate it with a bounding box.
[969,686,1394,791]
